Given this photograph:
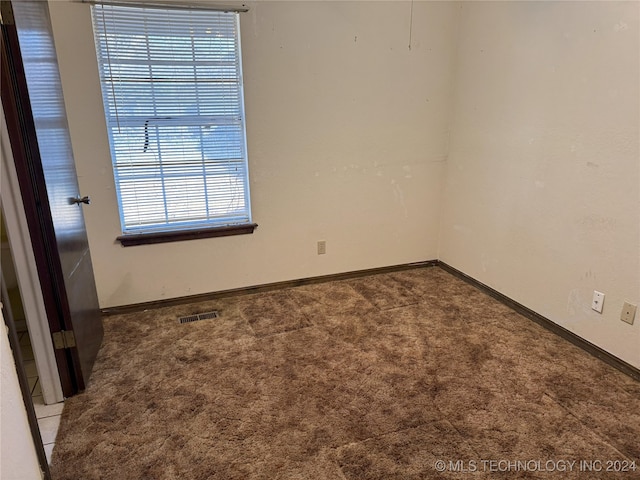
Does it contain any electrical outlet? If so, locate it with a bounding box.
[620,302,637,325]
[591,291,605,313]
[317,240,326,255]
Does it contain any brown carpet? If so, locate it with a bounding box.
[50,266,640,479]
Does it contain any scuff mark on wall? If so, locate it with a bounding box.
[614,21,628,32]
[566,288,594,318]
[391,179,408,218]
[578,214,617,231]
[581,269,595,280]
[567,288,582,316]
[481,253,490,272]
[107,272,133,306]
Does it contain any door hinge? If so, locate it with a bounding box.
[52,330,76,350]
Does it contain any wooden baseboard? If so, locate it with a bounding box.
[437,261,640,382]
[101,260,439,316]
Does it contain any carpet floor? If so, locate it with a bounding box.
[50,266,640,479]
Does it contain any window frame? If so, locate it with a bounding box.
[90,3,256,246]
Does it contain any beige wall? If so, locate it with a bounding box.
[49,0,457,308]
[439,2,640,368]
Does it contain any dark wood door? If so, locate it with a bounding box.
[1,0,103,396]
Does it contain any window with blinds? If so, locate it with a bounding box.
[91,3,251,236]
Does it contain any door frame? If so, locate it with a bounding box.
[1,103,64,404]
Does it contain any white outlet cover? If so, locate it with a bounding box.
[591,291,605,313]
[621,302,637,325]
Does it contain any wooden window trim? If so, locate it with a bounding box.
[116,223,257,247]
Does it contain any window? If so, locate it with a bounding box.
[91,3,254,245]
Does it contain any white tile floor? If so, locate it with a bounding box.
[20,331,63,465]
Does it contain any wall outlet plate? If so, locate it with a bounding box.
[317,240,326,255]
[620,302,637,325]
[591,291,605,313]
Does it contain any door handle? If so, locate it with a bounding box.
[71,196,91,205]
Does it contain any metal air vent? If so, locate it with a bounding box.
[178,311,219,324]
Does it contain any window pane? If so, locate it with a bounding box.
[92,4,251,234]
